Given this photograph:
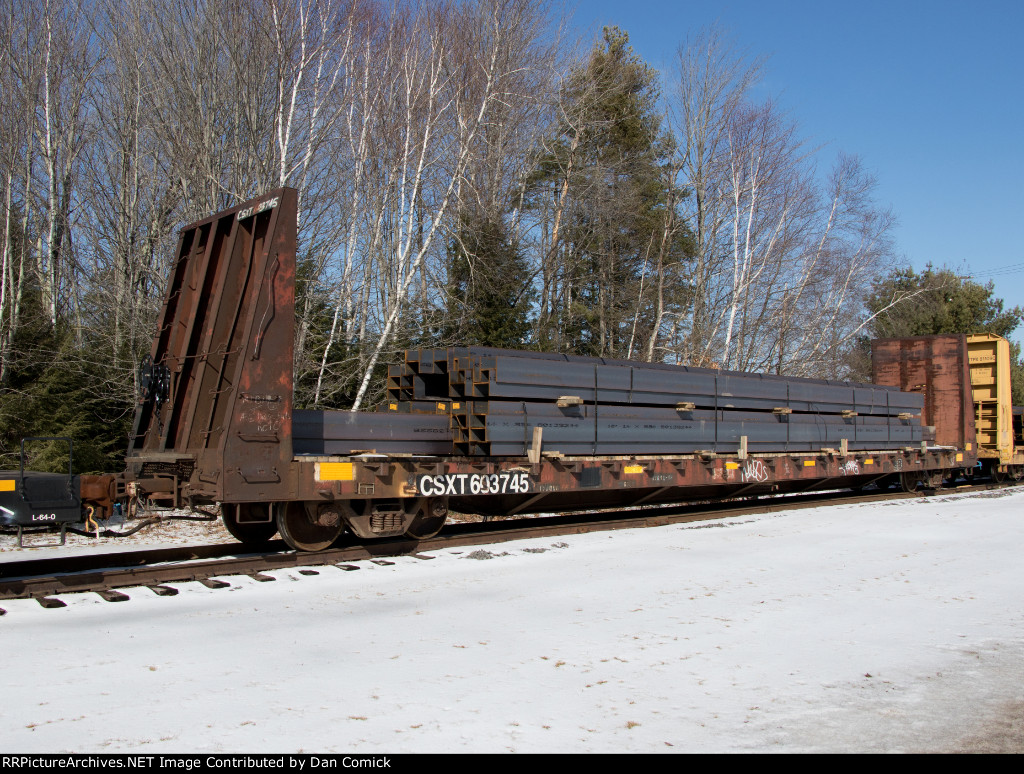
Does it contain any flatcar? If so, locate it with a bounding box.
[3,189,1012,551]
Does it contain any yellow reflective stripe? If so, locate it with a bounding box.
[317,462,354,481]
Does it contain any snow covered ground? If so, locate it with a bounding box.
[2,487,1023,753]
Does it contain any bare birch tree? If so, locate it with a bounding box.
[343,0,525,410]
[671,27,894,376]
[767,154,895,376]
[0,0,95,383]
[671,27,763,366]
[78,0,180,395]
[0,1,43,383]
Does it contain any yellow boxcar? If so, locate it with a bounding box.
[966,333,1018,465]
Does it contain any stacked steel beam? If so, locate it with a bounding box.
[293,409,451,456]
[378,347,925,457]
[457,402,920,456]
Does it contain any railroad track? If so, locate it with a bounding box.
[0,481,1016,610]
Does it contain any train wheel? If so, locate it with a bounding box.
[899,472,922,493]
[404,498,448,540]
[223,503,278,545]
[986,460,1011,483]
[277,502,343,552]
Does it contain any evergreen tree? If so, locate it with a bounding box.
[527,27,690,357]
[445,212,535,348]
[867,266,1023,339]
[2,234,146,473]
[0,284,131,474]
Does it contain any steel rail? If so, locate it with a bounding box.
[1,482,1015,608]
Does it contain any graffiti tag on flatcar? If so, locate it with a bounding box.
[741,459,770,483]
[418,471,531,497]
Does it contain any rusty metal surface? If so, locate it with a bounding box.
[299,446,967,517]
[126,189,298,504]
[79,475,118,519]
[872,335,978,456]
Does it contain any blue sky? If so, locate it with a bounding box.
[576,0,1024,339]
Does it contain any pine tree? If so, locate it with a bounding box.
[867,266,1023,339]
[445,212,535,348]
[527,27,690,358]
